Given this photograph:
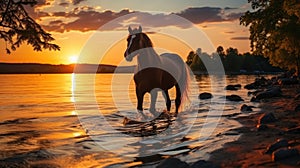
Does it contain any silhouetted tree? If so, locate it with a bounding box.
[0,0,60,54]
[216,46,226,66]
[223,47,241,72]
[240,0,300,74]
[188,49,207,72]
[186,46,282,74]
[186,51,195,66]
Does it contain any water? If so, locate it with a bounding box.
[0,74,267,167]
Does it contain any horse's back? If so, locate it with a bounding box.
[160,53,184,64]
[160,53,185,79]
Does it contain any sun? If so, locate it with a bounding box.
[69,55,78,64]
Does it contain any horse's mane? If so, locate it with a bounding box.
[139,33,153,48]
[135,32,161,66]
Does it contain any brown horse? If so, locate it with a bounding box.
[124,26,190,116]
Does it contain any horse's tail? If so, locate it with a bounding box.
[178,61,190,111]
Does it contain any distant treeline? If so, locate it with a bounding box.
[0,63,123,74]
[186,46,283,74]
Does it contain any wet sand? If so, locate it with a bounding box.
[209,86,300,167]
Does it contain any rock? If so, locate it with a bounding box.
[244,77,269,90]
[190,160,220,168]
[241,104,253,112]
[244,83,256,90]
[295,104,300,112]
[226,94,244,101]
[225,85,238,90]
[258,112,277,124]
[234,84,242,88]
[199,92,213,100]
[244,83,257,90]
[265,139,289,154]
[157,158,189,168]
[225,84,241,90]
[254,87,282,101]
[272,148,299,162]
[286,126,300,134]
[278,78,299,85]
[257,124,269,131]
[294,93,300,100]
[248,89,263,96]
[250,97,259,102]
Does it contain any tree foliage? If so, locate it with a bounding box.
[0,0,60,54]
[186,46,281,74]
[240,0,300,73]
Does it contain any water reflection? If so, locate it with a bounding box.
[0,74,273,167]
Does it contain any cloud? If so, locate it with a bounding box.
[43,9,133,32]
[231,37,249,40]
[175,7,224,23]
[34,6,244,32]
[225,31,235,34]
[59,2,69,7]
[226,12,243,20]
[72,0,87,5]
[175,7,244,24]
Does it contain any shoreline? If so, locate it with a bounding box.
[208,85,300,167]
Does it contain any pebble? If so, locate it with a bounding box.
[190,160,220,168]
[225,84,241,90]
[241,104,253,112]
[257,124,269,131]
[199,92,213,100]
[294,104,300,112]
[156,158,189,168]
[272,148,299,162]
[226,94,244,102]
[265,139,289,154]
[258,112,277,124]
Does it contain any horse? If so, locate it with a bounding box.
[124,26,190,116]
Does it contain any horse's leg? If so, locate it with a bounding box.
[175,84,181,114]
[150,89,158,112]
[163,90,171,112]
[136,87,145,111]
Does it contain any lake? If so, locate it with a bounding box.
[0,74,268,167]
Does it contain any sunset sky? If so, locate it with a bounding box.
[0,0,251,65]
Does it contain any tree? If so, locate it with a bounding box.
[240,0,300,74]
[186,51,195,66]
[0,0,60,54]
[216,45,226,65]
[224,47,243,72]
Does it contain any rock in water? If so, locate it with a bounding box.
[123,117,144,125]
[272,148,299,162]
[259,112,277,124]
[252,87,282,101]
[286,126,300,134]
[257,124,269,131]
[190,160,220,168]
[157,158,189,168]
[241,104,253,112]
[294,104,300,112]
[224,85,239,90]
[199,92,213,100]
[265,139,289,154]
[278,78,299,85]
[226,94,244,101]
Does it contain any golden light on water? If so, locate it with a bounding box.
[71,111,77,115]
[73,132,82,137]
[71,73,75,103]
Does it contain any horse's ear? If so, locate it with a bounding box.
[128,26,133,34]
[138,25,142,33]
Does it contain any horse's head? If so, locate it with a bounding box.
[124,26,153,62]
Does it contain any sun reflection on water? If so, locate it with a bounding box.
[71,111,77,115]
